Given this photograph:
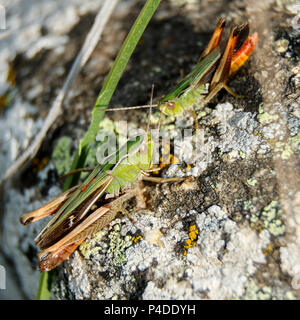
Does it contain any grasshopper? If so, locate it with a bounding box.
[20,117,181,271]
[104,18,257,129]
[20,134,149,271]
[158,18,258,123]
[22,184,145,272]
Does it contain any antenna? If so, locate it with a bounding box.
[146,84,155,134]
[103,104,158,112]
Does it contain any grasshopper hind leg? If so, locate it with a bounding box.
[223,84,243,99]
[187,107,199,131]
[142,176,186,183]
[113,206,136,225]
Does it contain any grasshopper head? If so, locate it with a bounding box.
[159,101,183,117]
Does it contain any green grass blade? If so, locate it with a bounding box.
[36,271,51,300]
[64,0,162,190]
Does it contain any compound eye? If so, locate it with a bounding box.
[167,102,175,110]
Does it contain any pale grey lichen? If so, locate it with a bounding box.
[280,243,300,284]
[59,205,272,299]
[64,252,91,299]
[164,102,261,178]
[214,104,261,155]
[184,205,270,299]
[287,114,300,137]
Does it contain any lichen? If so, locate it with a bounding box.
[79,230,107,259]
[247,178,258,186]
[250,201,285,236]
[280,143,294,160]
[79,223,134,267]
[163,102,261,179]
[274,39,289,54]
[107,224,133,266]
[257,103,279,124]
[272,133,300,160]
[184,224,199,254]
[52,136,72,175]
[243,279,272,300]
[242,200,255,211]
[285,291,297,300]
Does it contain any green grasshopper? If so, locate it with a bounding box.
[104,18,257,129]
[158,18,257,124]
[20,134,151,271]
[20,111,181,271]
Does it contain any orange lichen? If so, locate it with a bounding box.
[184,224,199,255]
[132,235,142,244]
